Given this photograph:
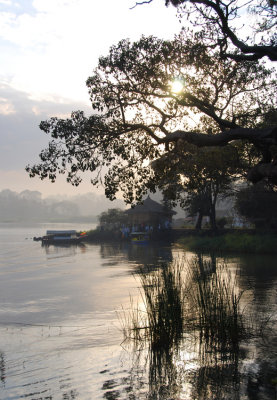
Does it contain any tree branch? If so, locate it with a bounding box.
[181,93,240,129]
[162,126,277,146]
[124,123,162,142]
[130,0,153,10]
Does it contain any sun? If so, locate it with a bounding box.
[170,78,184,94]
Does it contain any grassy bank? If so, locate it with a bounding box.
[178,232,277,254]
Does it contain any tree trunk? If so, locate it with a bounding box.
[210,203,217,231]
[195,212,203,230]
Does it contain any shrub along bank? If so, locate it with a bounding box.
[178,232,277,254]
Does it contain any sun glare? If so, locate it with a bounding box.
[170,79,184,94]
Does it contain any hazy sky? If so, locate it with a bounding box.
[0,0,180,197]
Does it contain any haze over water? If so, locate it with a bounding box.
[0,222,277,399]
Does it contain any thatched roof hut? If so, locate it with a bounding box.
[125,196,176,228]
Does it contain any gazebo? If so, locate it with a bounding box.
[125,196,176,230]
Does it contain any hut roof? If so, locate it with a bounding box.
[125,196,176,215]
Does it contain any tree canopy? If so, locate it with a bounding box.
[236,182,277,228]
[134,0,277,62]
[154,144,240,229]
[98,208,127,228]
[27,32,276,204]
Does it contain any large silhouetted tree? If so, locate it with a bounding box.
[26,35,276,204]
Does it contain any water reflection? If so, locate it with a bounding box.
[1,227,277,399]
[116,253,277,400]
[0,352,5,386]
[147,345,184,399]
[42,242,87,259]
[237,254,277,309]
[99,242,173,273]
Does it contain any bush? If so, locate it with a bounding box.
[216,217,228,229]
[178,233,277,254]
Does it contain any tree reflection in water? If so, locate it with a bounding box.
[0,352,5,387]
[99,242,173,272]
[118,256,275,400]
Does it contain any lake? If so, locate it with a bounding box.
[0,223,277,399]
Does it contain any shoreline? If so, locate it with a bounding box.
[84,228,277,254]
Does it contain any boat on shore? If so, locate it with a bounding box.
[34,230,87,245]
[130,231,150,244]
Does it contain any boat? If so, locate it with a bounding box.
[130,231,150,244]
[35,230,87,245]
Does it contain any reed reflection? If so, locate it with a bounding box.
[120,256,272,399]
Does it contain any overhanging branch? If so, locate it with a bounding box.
[130,0,153,9]
[161,126,277,147]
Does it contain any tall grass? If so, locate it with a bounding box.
[120,262,185,350]
[118,257,270,399]
[120,257,251,354]
[118,262,186,399]
[185,259,246,352]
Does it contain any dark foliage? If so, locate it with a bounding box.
[236,183,277,228]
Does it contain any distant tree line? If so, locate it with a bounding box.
[0,189,80,222]
[0,190,127,222]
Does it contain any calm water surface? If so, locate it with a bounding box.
[0,223,276,399]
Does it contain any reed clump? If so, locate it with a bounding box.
[119,261,185,350]
[141,263,184,349]
[120,257,252,353]
[185,259,246,352]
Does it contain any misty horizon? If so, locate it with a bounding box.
[0,188,125,223]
